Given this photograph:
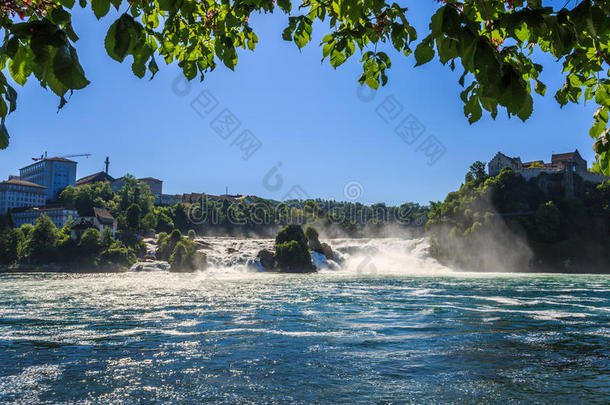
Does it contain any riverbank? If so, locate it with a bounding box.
[0,264,129,273]
[3,236,607,275]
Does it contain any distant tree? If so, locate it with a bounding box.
[536,201,562,243]
[142,212,157,232]
[101,227,115,248]
[118,175,154,216]
[59,216,74,239]
[155,210,175,233]
[28,215,59,263]
[0,212,13,232]
[0,228,24,264]
[465,161,489,185]
[126,203,142,231]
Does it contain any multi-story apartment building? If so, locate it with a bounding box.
[0,179,47,215]
[11,204,79,229]
[19,157,77,202]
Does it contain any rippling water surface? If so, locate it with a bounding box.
[1,271,609,404]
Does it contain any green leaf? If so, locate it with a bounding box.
[49,7,71,25]
[595,84,610,107]
[414,39,434,66]
[105,14,137,62]
[8,46,33,86]
[158,0,179,11]
[277,0,291,13]
[517,94,533,121]
[53,46,90,90]
[590,106,609,138]
[498,68,528,114]
[294,19,312,49]
[329,49,346,68]
[148,56,159,79]
[365,73,379,90]
[0,98,7,118]
[92,0,111,19]
[464,94,482,124]
[0,119,8,149]
[59,0,76,8]
[514,22,530,43]
[430,6,446,35]
[5,85,17,114]
[534,80,546,96]
[181,61,197,80]
[215,37,237,70]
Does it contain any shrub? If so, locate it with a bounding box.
[79,228,102,256]
[275,241,313,272]
[157,230,183,261]
[100,244,137,267]
[304,225,322,251]
[304,225,319,241]
[169,241,196,271]
[0,228,24,265]
[187,229,196,240]
[275,225,308,251]
[102,228,115,248]
[274,225,313,272]
[157,232,168,245]
[20,224,34,239]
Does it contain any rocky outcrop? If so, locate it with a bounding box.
[305,225,334,260]
[130,261,171,272]
[257,249,276,270]
[274,225,315,273]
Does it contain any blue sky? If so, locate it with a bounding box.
[0,2,598,205]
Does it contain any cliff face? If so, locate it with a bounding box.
[426,168,610,273]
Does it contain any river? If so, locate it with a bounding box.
[0,238,608,403]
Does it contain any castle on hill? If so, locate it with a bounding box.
[488,150,609,196]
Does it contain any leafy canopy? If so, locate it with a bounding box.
[1,0,610,173]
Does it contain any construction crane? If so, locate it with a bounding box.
[32,152,91,161]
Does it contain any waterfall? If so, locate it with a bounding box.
[192,237,453,275]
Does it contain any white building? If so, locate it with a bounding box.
[11,205,78,229]
[19,157,77,202]
[71,207,117,239]
[0,179,47,215]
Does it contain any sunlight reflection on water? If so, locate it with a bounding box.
[0,271,608,403]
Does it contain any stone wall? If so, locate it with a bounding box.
[576,170,610,185]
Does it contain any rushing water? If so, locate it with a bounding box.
[0,238,609,403]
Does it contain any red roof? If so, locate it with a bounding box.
[551,150,583,162]
[93,207,116,225]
